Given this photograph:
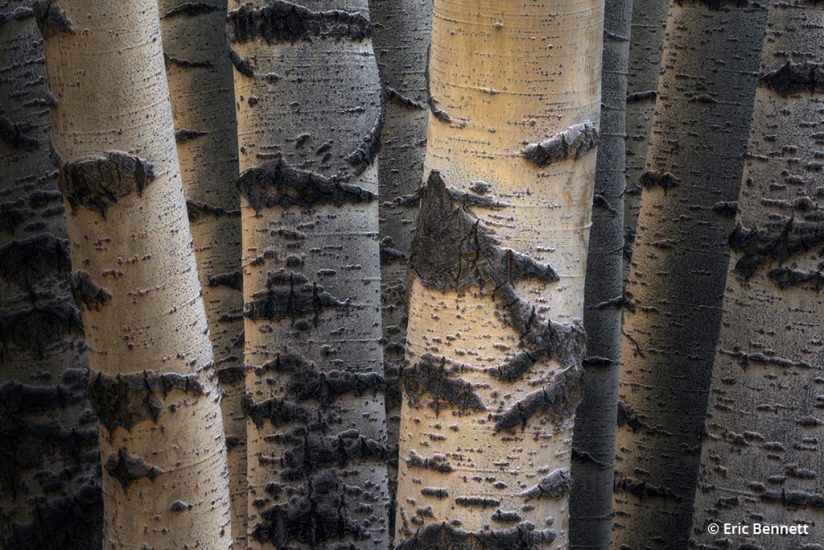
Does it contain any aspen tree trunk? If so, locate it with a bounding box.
[691,2,824,547]
[157,1,246,545]
[0,2,101,547]
[622,0,668,279]
[613,1,769,547]
[569,0,631,546]
[228,1,390,547]
[41,1,232,547]
[394,1,603,547]
[369,0,432,535]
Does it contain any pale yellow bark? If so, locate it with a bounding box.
[42,1,232,547]
[395,1,603,547]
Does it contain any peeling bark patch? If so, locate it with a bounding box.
[640,170,680,191]
[729,219,824,278]
[0,114,38,148]
[767,267,824,291]
[395,522,556,549]
[522,121,600,166]
[718,348,812,370]
[345,107,384,176]
[626,90,657,103]
[760,61,824,97]
[70,270,111,311]
[405,450,454,473]
[521,468,572,501]
[175,128,209,142]
[87,371,204,434]
[420,487,449,499]
[401,354,485,414]
[237,155,375,212]
[244,271,348,324]
[104,448,161,489]
[242,394,313,428]
[58,151,156,215]
[162,2,220,18]
[614,474,683,501]
[454,496,500,508]
[32,0,73,37]
[228,1,371,44]
[0,234,70,288]
[428,97,452,123]
[386,86,426,110]
[164,52,214,69]
[186,199,241,222]
[712,201,738,217]
[251,470,368,547]
[229,48,255,77]
[208,270,242,291]
[281,430,388,472]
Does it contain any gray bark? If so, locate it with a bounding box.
[691,2,824,548]
[0,3,102,548]
[570,0,632,546]
[614,1,770,547]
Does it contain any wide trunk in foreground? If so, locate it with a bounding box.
[41,1,232,547]
[394,1,603,547]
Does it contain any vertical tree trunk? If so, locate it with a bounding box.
[157,1,246,545]
[369,0,432,538]
[622,0,668,279]
[613,1,769,547]
[228,1,390,547]
[394,1,603,547]
[0,2,101,547]
[691,2,824,548]
[41,1,232,547]
[570,0,631,546]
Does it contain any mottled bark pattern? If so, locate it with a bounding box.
[369,0,432,531]
[691,2,824,548]
[395,1,603,547]
[614,1,770,547]
[42,2,232,548]
[0,2,101,547]
[623,0,669,279]
[570,0,632,545]
[231,0,390,547]
[158,1,246,543]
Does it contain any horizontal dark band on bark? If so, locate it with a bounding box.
[614,474,683,501]
[675,0,763,9]
[0,233,71,288]
[405,449,453,473]
[58,151,155,216]
[0,114,38,148]
[640,170,679,191]
[718,347,813,370]
[760,60,824,97]
[0,301,82,349]
[104,448,161,489]
[164,52,214,69]
[402,354,486,414]
[281,429,388,473]
[521,468,572,500]
[522,121,600,166]
[208,270,242,291]
[494,365,582,431]
[161,2,220,18]
[228,1,371,44]
[174,128,209,142]
[385,86,427,110]
[729,218,824,278]
[244,273,348,324]
[759,488,824,509]
[186,199,241,222]
[395,522,556,549]
[626,90,657,103]
[767,266,824,291]
[237,155,375,212]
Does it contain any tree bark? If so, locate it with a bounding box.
[157,1,246,545]
[622,0,668,280]
[613,1,769,547]
[691,2,824,548]
[41,1,232,547]
[369,0,432,539]
[0,2,101,547]
[570,0,631,546]
[394,1,603,547]
[228,1,391,547]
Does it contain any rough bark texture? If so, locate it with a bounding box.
[613,1,770,547]
[570,0,631,546]
[394,1,603,547]
[41,2,232,548]
[158,1,246,545]
[690,2,824,548]
[230,1,390,547]
[369,0,432,536]
[0,2,102,547]
[622,0,669,281]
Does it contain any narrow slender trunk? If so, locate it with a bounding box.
[394,1,603,547]
[570,0,631,546]
[613,1,769,547]
[157,1,246,545]
[41,1,232,547]
[228,1,390,547]
[0,3,101,547]
[691,2,824,548]
[369,0,432,538]
[622,0,668,279]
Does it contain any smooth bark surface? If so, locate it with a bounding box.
[0,2,101,547]
[42,2,232,547]
[614,1,769,547]
[369,0,432,535]
[570,0,631,546]
[394,1,603,547]
[158,0,246,544]
[691,2,824,548]
[230,1,390,547]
